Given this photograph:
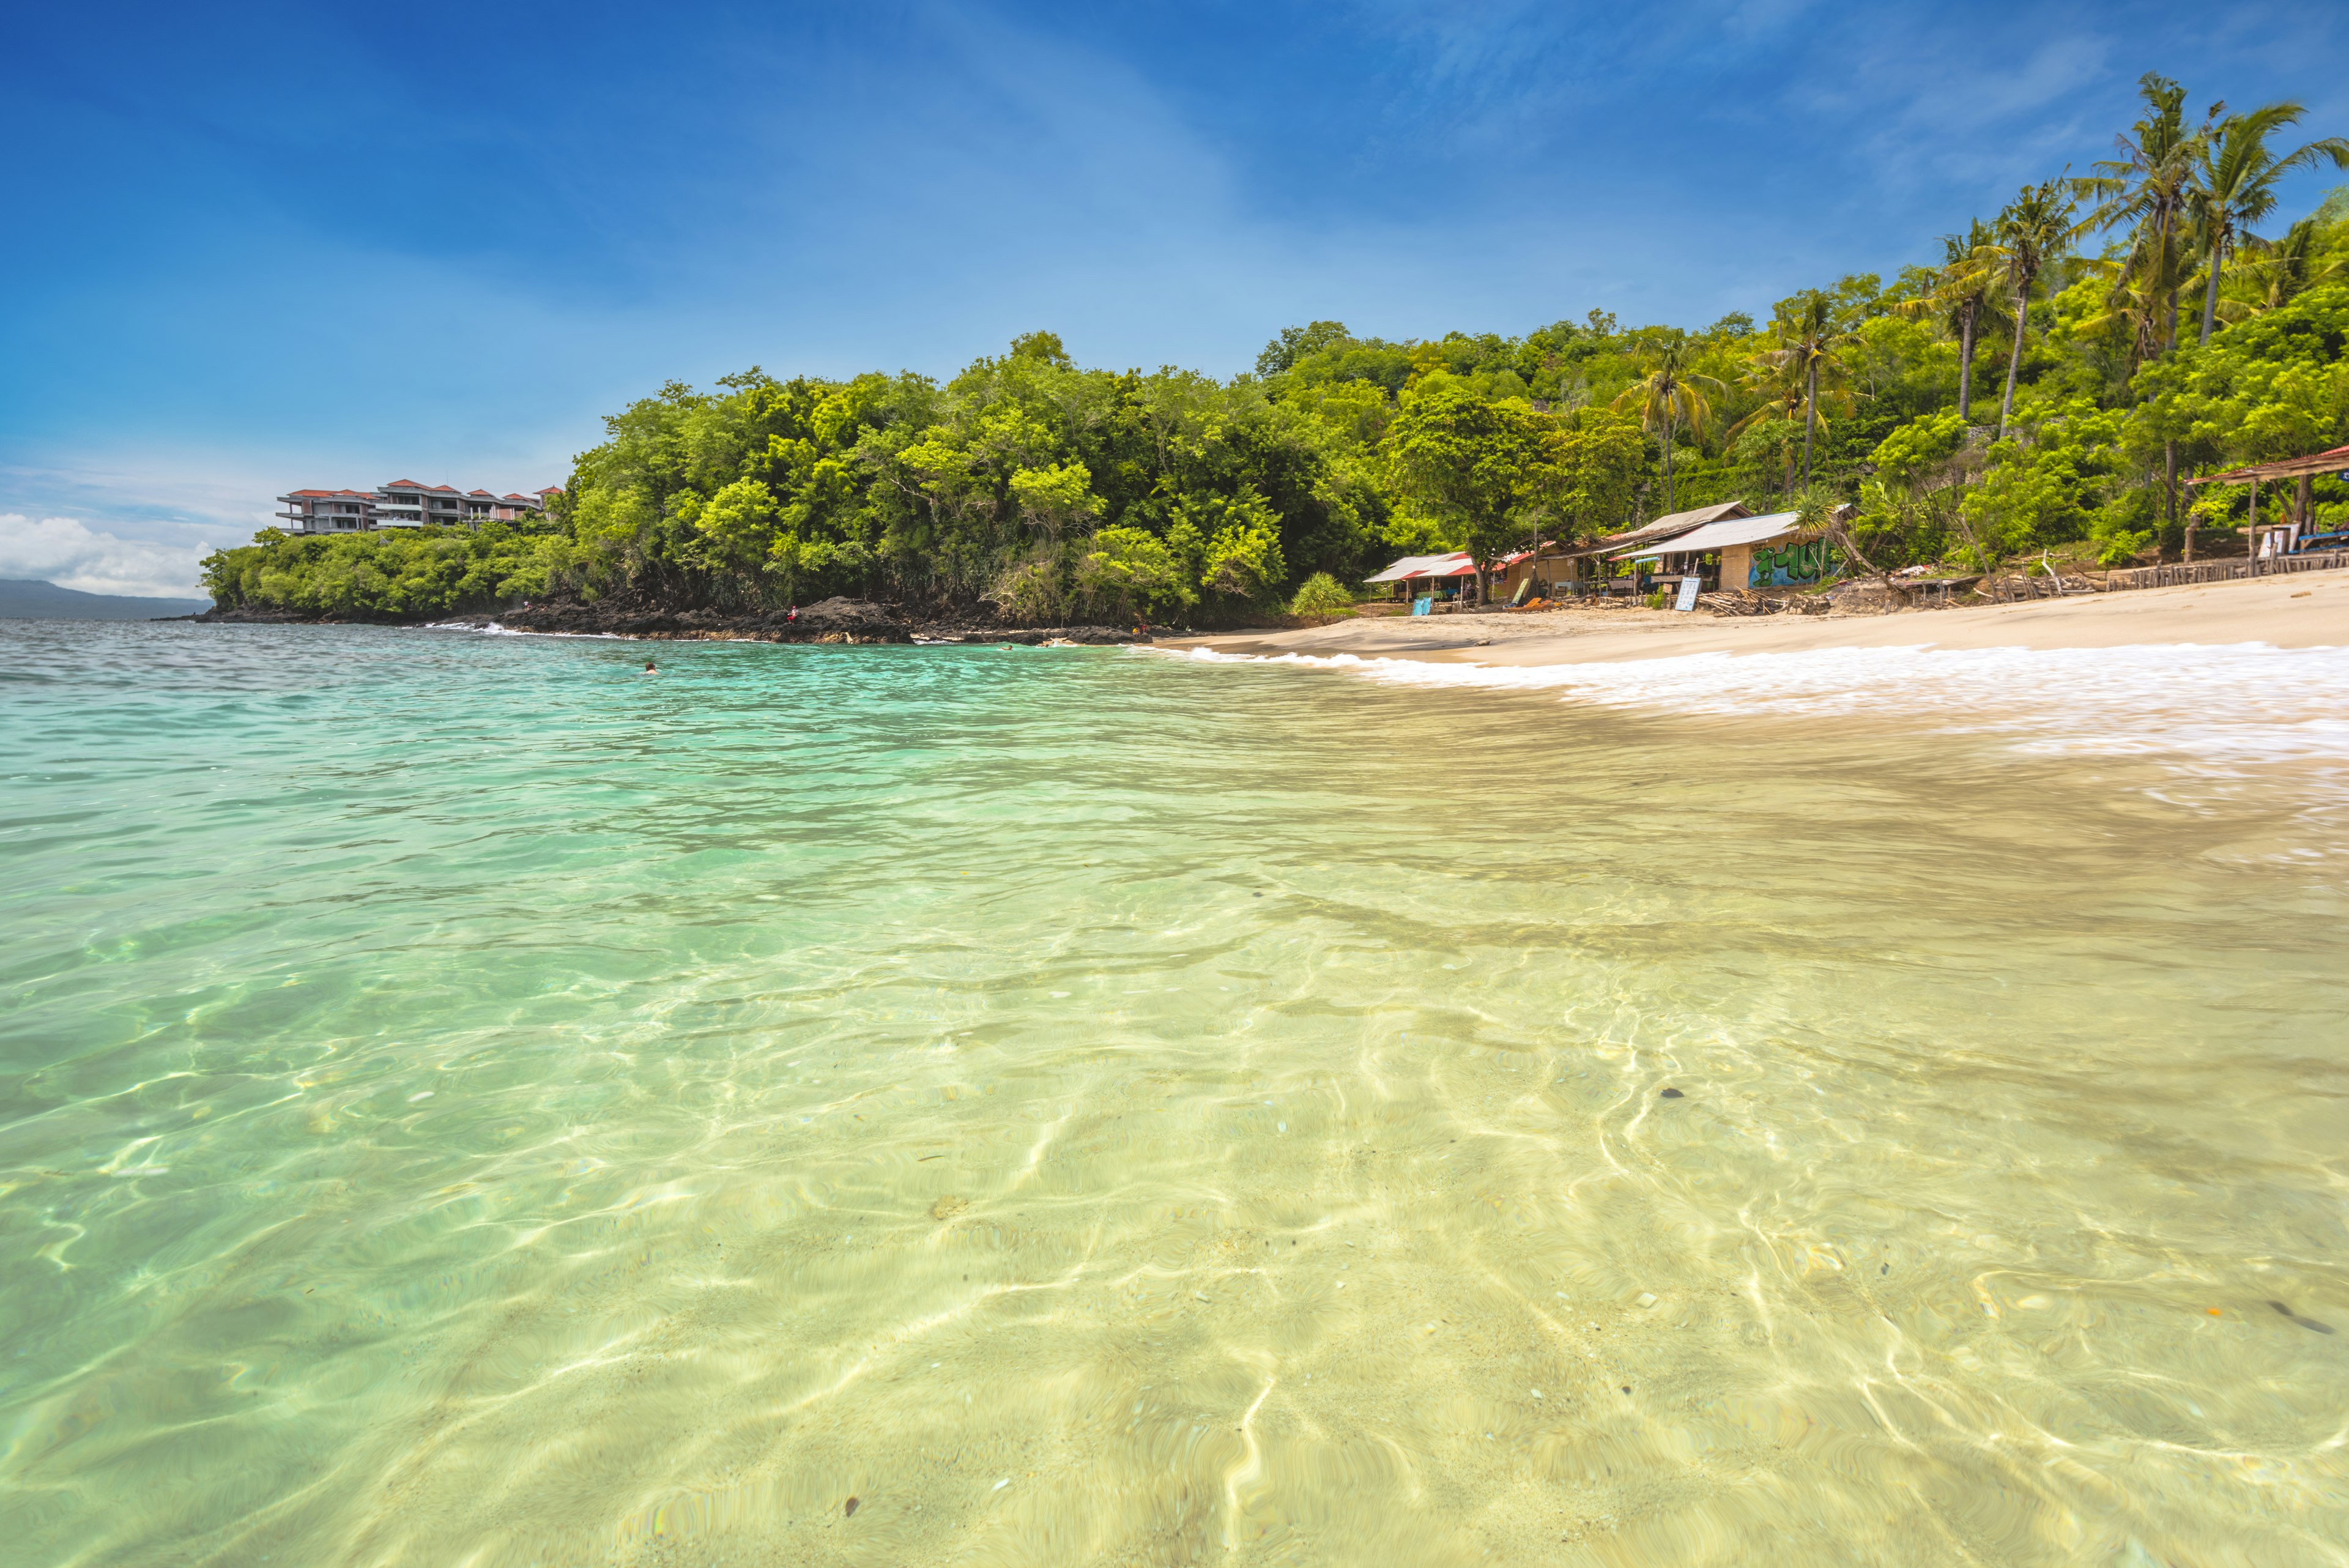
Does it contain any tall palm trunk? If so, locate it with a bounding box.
[1663,411,1677,513]
[1997,272,2033,440]
[1802,360,1818,483]
[2199,232,2226,344]
[1956,300,1976,422]
[2164,286,2179,354]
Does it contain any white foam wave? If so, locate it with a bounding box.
[1171,642,2349,771]
[423,620,626,639]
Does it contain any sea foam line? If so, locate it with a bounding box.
[1168,641,2349,770]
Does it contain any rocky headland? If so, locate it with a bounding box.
[193,594,1157,645]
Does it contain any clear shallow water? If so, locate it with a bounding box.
[2,620,2347,1567]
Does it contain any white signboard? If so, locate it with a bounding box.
[1674,576,1702,612]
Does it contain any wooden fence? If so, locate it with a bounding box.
[2100,553,2349,592]
[1961,552,2348,600]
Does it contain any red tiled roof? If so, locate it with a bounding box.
[466,489,494,496]
[536,486,563,496]
[382,478,424,488]
[502,492,532,500]
[288,489,338,497]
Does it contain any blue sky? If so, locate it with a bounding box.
[3,0,2345,595]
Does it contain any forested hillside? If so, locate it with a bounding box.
[203,75,2349,624]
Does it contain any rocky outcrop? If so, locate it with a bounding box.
[193,603,323,624]
[492,593,1160,644]
[494,594,911,642]
[193,592,1158,645]
[916,625,1146,645]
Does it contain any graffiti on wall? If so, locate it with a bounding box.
[1749,540,1833,587]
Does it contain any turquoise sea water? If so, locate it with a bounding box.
[4,620,2348,1566]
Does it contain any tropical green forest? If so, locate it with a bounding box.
[201,75,2349,624]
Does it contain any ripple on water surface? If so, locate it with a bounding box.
[1,620,2346,1566]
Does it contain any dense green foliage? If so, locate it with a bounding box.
[206,76,2349,619]
[201,521,583,619]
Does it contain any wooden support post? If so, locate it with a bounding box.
[2250,476,2260,576]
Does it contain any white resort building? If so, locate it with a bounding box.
[275,481,560,535]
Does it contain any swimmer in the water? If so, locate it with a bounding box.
[643,658,658,674]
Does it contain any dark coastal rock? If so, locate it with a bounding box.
[946,626,1152,646]
[755,596,911,642]
[194,591,1154,647]
[497,595,912,642]
[194,603,324,624]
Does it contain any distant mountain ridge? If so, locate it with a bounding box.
[0,579,211,620]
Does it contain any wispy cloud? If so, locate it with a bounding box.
[4,0,2347,558]
[0,514,212,598]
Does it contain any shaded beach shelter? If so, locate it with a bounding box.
[1364,551,1480,602]
[1549,502,1751,590]
[2186,442,2349,567]
[1612,510,1826,593]
[1486,544,1548,601]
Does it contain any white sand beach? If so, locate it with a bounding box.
[1169,570,2349,665]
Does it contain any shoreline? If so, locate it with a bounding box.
[169,572,2349,661]
[1163,571,2349,666]
[187,594,1157,647]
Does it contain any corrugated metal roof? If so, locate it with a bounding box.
[1364,551,1478,584]
[1554,504,1753,559]
[1614,511,1805,559]
[1630,500,1753,536]
[2188,443,2349,485]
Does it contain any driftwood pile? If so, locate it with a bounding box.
[1696,590,1828,617]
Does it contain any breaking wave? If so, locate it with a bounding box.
[1171,641,2349,771]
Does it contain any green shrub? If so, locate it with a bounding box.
[1286,572,1356,623]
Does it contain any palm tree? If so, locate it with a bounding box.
[1751,291,1860,485]
[1791,483,1902,601]
[1726,359,1805,503]
[2245,216,2347,312]
[2073,74,2203,360]
[1993,180,2073,441]
[2189,102,2349,343]
[2073,258,2171,377]
[1898,220,2008,421]
[1611,336,1724,513]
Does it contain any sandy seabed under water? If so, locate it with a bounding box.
[1,610,2347,1566]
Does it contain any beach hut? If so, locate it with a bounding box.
[1611,510,1832,597]
[1549,502,1753,596]
[1485,542,1567,601]
[2186,443,2349,567]
[1364,551,1482,610]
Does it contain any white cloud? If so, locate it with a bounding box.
[0,514,212,599]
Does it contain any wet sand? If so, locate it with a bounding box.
[1170,571,2349,665]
